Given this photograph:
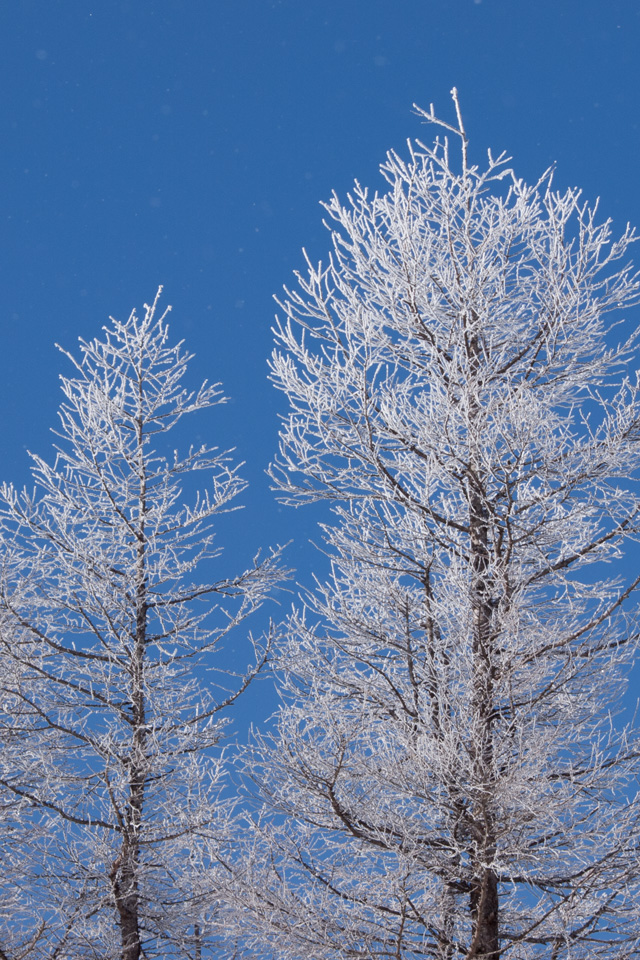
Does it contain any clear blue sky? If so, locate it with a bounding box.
[2,0,639,722]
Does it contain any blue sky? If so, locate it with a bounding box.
[2,0,639,723]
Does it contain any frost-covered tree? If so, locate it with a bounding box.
[0,290,283,960]
[229,93,640,959]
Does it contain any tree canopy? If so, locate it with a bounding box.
[0,290,283,960]
[228,92,640,960]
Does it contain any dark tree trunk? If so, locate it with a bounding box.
[469,868,499,959]
[111,407,149,960]
[466,325,500,960]
[111,845,142,960]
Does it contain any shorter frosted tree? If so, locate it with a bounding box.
[228,94,640,959]
[0,290,283,960]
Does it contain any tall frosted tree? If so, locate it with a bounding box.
[0,290,283,960]
[229,94,640,959]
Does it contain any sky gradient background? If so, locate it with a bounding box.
[2,0,639,725]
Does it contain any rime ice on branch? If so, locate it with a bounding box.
[0,290,284,960]
[230,92,640,960]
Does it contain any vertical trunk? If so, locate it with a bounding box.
[469,868,499,960]
[112,560,147,960]
[466,328,499,960]
[467,485,499,959]
[112,841,142,960]
[112,403,148,960]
